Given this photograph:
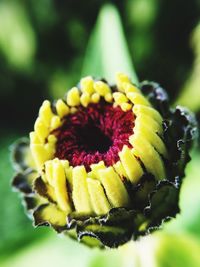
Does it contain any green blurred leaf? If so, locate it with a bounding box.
[164,150,200,239]
[156,233,200,267]
[0,133,49,260]
[82,4,138,84]
[135,233,200,267]
[176,24,200,112]
[0,2,36,70]
[0,234,123,267]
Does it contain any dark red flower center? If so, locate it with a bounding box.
[54,101,134,170]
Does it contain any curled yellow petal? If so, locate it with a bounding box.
[135,114,163,136]
[30,144,50,171]
[116,72,130,92]
[113,92,128,105]
[50,115,61,131]
[133,104,163,125]
[53,160,71,213]
[113,161,127,178]
[44,160,54,186]
[97,167,130,207]
[94,81,111,96]
[127,92,151,106]
[39,100,54,127]
[120,102,132,112]
[90,161,106,179]
[80,93,90,107]
[72,166,92,213]
[30,131,41,144]
[80,76,94,95]
[134,124,168,158]
[56,99,69,118]
[124,83,139,94]
[91,93,100,103]
[34,117,49,143]
[87,178,111,215]
[104,93,113,103]
[67,87,80,106]
[119,145,143,184]
[130,134,166,180]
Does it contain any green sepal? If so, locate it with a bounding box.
[131,173,156,211]
[76,224,132,249]
[33,203,67,233]
[163,106,198,183]
[23,196,39,211]
[34,177,56,204]
[144,180,180,228]
[12,169,36,195]
[140,81,170,117]
[11,137,31,172]
[66,208,145,248]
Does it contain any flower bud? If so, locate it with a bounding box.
[12,73,197,248]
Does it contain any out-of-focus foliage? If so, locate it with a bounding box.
[155,233,200,267]
[0,0,199,132]
[122,0,200,100]
[0,2,36,70]
[164,151,200,239]
[0,133,49,260]
[176,24,200,112]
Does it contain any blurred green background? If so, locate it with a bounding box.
[0,1,200,266]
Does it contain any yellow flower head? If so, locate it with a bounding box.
[12,73,197,248]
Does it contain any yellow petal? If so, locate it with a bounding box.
[87,178,111,215]
[39,100,54,127]
[127,92,151,106]
[53,160,71,213]
[116,72,130,92]
[119,145,143,183]
[67,87,80,106]
[134,114,163,136]
[56,99,69,118]
[133,104,163,125]
[91,93,100,103]
[104,93,113,103]
[113,92,128,105]
[130,134,166,180]
[80,93,90,107]
[45,160,54,186]
[80,76,94,95]
[97,167,130,207]
[120,102,132,112]
[134,124,168,158]
[30,144,50,171]
[90,161,106,179]
[94,81,111,96]
[30,131,41,144]
[50,115,61,130]
[34,117,49,143]
[72,166,92,213]
[124,83,139,94]
[113,161,127,178]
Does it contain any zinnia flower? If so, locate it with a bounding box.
[12,73,197,248]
